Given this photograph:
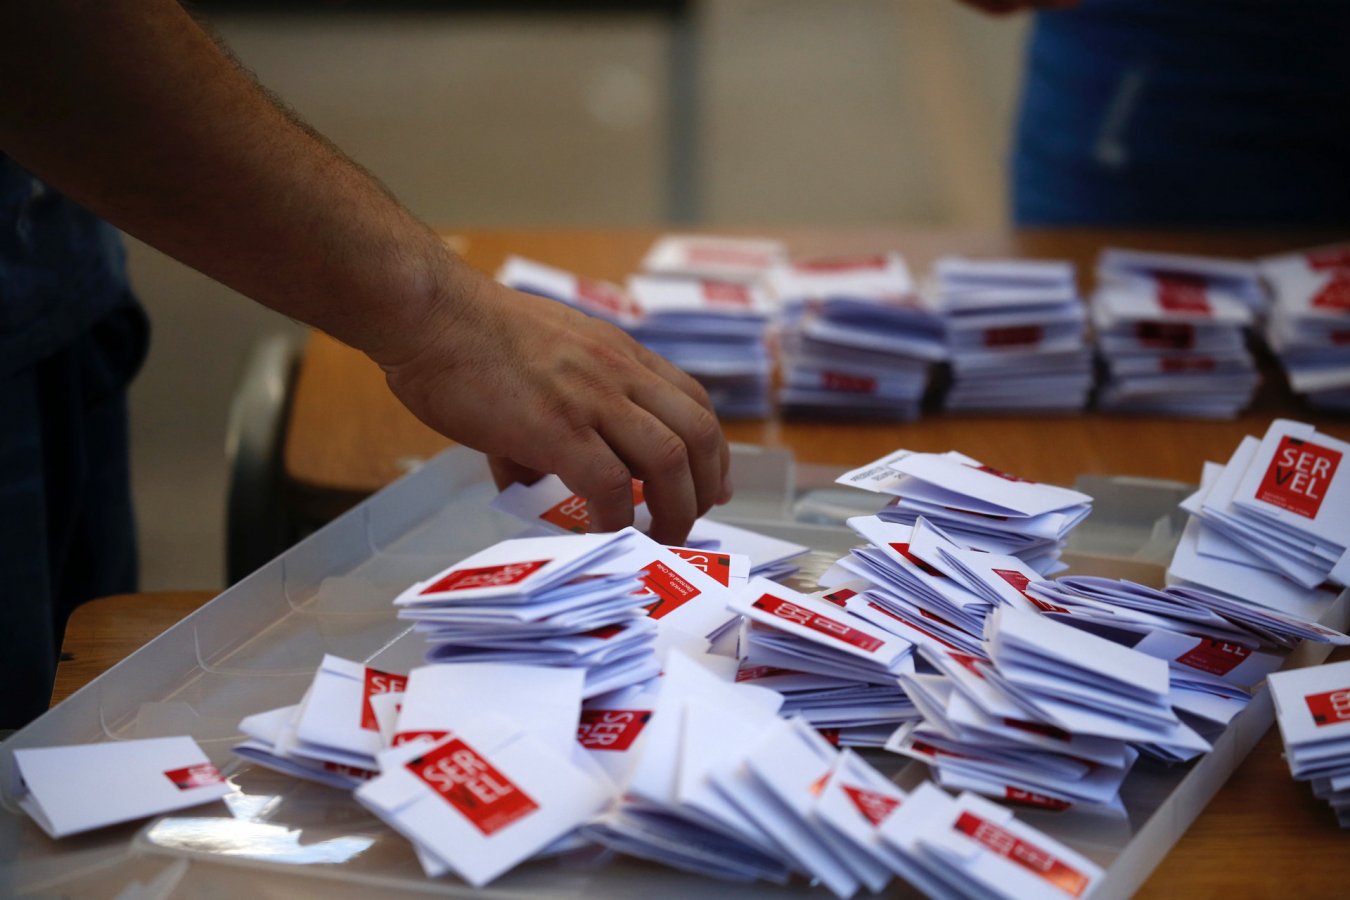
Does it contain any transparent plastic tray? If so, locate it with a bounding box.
[2,445,1346,899]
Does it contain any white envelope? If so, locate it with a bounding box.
[355,715,611,888]
[578,682,662,785]
[592,529,739,640]
[15,737,230,838]
[393,663,585,756]
[491,473,652,536]
[293,654,408,765]
[1231,419,1350,559]
[887,451,1091,518]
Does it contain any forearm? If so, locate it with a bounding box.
[0,0,457,365]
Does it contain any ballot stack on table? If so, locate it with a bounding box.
[929,256,1093,414]
[1091,248,1265,417]
[1260,243,1350,412]
[763,252,944,419]
[1269,658,1350,828]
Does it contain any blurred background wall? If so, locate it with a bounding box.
[130,1,1028,589]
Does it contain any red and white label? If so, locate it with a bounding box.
[1254,435,1341,519]
[1305,247,1350,270]
[164,763,225,791]
[1155,276,1211,315]
[577,709,651,751]
[1305,687,1350,727]
[983,325,1044,348]
[1134,321,1195,349]
[640,560,701,619]
[752,593,883,653]
[576,276,641,320]
[421,560,550,595]
[888,542,944,578]
[701,281,752,306]
[954,811,1090,897]
[1160,356,1216,373]
[992,568,1067,614]
[539,481,644,533]
[393,729,449,748]
[408,738,539,836]
[685,244,774,269]
[666,548,732,586]
[323,760,377,780]
[736,664,801,682]
[1312,270,1350,311]
[361,667,408,730]
[821,587,857,607]
[842,783,901,826]
[1174,639,1253,676]
[821,371,879,394]
[1005,787,1071,811]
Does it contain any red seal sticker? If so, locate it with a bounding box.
[577,709,651,751]
[665,548,732,586]
[954,811,1090,897]
[164,763,225,791]
[1174,639,1253,676]
[408,738,539,836]
[641,559,701,620]
[842,783,901,826]
[752,593,883,653]
[421,560,550,595]
[1304,687,1350,727]
[1254,435,1341,519]
[361,667,408,730]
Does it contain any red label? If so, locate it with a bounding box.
[735,664,799,682]
[793,254,888,273]
[539,481,644,533]
[393,729,449,747]
[821,371,879,394]
[910,738,969,760]
[577,709,650,751]
[576,276,640,320]
[1134,321,1196,349]
[869,603,961,651]
[888,542,944,578]
[983,325,1043,347]
[322,760,377,780]
[1254,435,1341,519]
[685,244,773,269]
[1156,277,1211,315]
[752,593,883,653]
[1003,717,1072,742]
[1305,687,1350,726]
[817,728,841,746]
[581,622,626,641]
[965,463,1035,484]
[164,763,225,791]
[954,811,1090,897]
[821,587,857,607]
[1305,247,1350,270]
[1160,355,1216,373]
[950,652,990,680]
[408,738,539,836]
[361,667,408,730]
[1312,270,1350,310]
[641,559,701,619]
[421,559,550,595]
[666,548,732,586]
[992,568,1067,614]
[1005,787,1072,811]
[842,783,901,826]
[701,281,752,305]
[1174,639,1253,676]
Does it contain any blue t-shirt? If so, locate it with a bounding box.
[0,154,133,377]
[1013,0,1350,226]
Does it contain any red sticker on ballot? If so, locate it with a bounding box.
[1305,247,1350,270]
[408,738,539,836]
[1005,787,1071,811]
[361,667,408,730]
[821,587,857,607]
[575,276,641,320]
[665,547,732,586]
[1305,687,1350,727]
[842,784,901,826]
[992,569,1067,614]
[888,543,944,578]
[954,812,1090,897]
[701,281,752,306]
[393,729,449,748]
[752,593,883,653]
[1312,270,1350,311]
[1254,435,1341,519]
[821,371,878,394]
[576,709,650,751]
[641,560,701,620]
[1174,639,1252,676]
[1155,276,1211,315]
[164,763,225,791]
[983,325,1043,347]
[539,481,644,533]
[684,244,775,269]
[421,559,550,595]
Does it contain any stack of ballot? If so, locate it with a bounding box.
[640,234,788,284]
[1269,658,1350,828]
[1092,249,1262,416]
[1260,243,1350,411]
[729,578,920,745]
[764,252,943,419]
[930,256,1093,414]
[1167,419,1350,623]
[393,530,669,697]
[626,275,774,418]
[496,255,641,329]
[836,448,1094,575]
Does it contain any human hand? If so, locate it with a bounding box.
[378,265,731,546]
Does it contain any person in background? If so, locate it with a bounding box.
[0,2,730,729]
[962,0,1350,226]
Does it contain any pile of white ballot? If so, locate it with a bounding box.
[766,252,944,419]
[1269,658,1350,828]
[1092,248,1264,417]
[931,256,1093,414]
[1261,243,1350,412]
[1168,418,1350,621]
